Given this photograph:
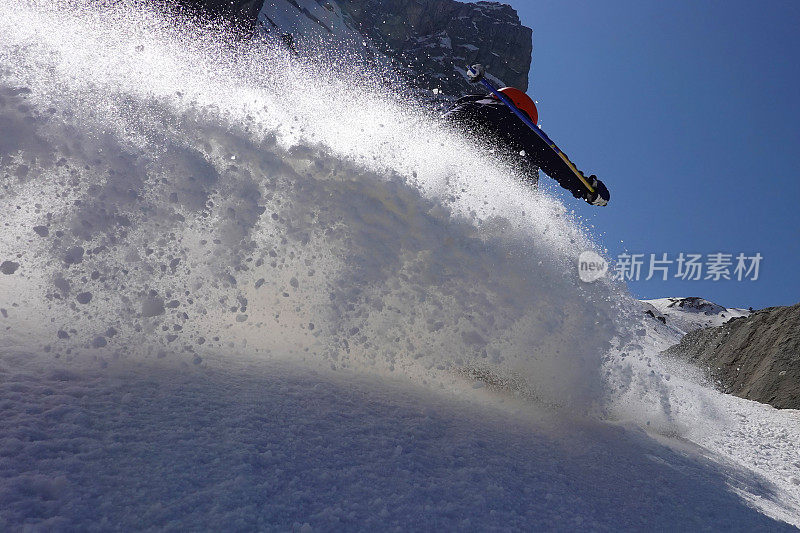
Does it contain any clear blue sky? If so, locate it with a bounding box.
[504,0,800,309]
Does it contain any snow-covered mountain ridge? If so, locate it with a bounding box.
[641,296,751,335]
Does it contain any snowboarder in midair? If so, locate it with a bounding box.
[444,65,610,206]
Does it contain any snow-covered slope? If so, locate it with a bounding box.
[642,297,751,335]
[258,0,354,43]
[0,1,798,529]
[256,0,388,66]
[665,303,800,409]
[3,352,799,530]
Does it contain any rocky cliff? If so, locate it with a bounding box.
[337,0,532,98]
[664,303,800,409]
[171,0,264,28]
[169,0,532,99]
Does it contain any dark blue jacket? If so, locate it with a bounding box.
[444,94,598,200]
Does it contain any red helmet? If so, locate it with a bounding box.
[492,87,538,124]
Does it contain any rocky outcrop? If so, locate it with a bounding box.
[171,0,264,29]
[664,303,800,409]
[337,0,532,98]
[169,1,533,100]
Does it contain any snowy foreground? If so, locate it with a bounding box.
[2,350,799,531]
[1,1,799,530]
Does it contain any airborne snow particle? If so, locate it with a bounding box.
[141,296,165,317]
[76,292,92,304]
[64,246,84,265]
[33,225,49,237]
[290,277,299,288]
[0,261,19,274]
[54,275,70,295]
[91,336,107,348]
[57,330,70,339]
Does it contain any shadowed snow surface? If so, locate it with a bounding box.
[0,1,799,529]
[0,354,795,531]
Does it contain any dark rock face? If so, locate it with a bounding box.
[165,1,532,99]
[665,303,800,409]
[668,296,727,314]
[170,0,264,28]
[338,0,532,97]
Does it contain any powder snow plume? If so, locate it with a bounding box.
[1,0,672,419]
